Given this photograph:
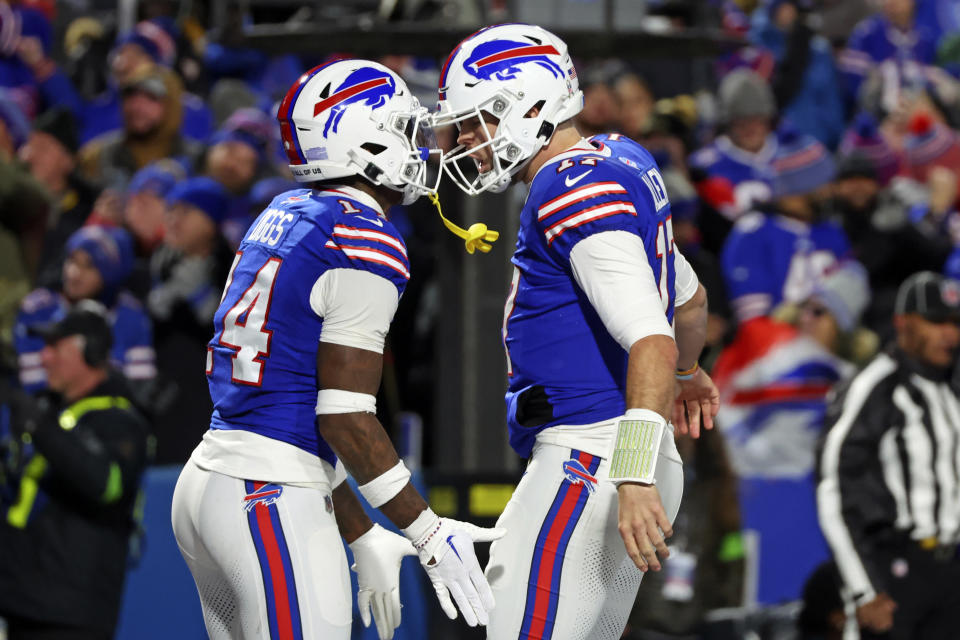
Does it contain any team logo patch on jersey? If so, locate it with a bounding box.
[243,483,284,511]
[463,39,564,82]
[314,67,397,136]
[562,459,597,493]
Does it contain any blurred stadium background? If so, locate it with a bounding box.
[3,0,960,637]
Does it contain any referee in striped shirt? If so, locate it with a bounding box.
[817,271,960,640]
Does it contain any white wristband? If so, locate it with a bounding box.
[357,460,411,507]
[401,507,442,560]
[316,389,377,415]
[330,459,347,489]
[608,408,666,485]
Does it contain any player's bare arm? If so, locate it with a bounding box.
[332,482,376,543]
[317,341,429,528]
[616,334,678,573]
[316,340,503,628]
[334,481,420,640]
[625,335,678,418]
[672,283,719,437]
[675,284,707,373]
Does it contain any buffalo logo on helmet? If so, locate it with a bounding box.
[562,459,598,493]
[313,67,397,137]
[463,39,565,83]
[242,483,284,512]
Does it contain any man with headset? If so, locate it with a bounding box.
[0,302,152,639]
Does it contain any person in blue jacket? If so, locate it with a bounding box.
[722,128,850,325]
[750,0,845,149]
[14,225,155,393]
[0,5,82,120]
[81,19,212,145]
[837,0,937,111]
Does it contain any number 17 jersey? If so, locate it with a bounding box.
[504,136,676,458]
[205,188,410,466]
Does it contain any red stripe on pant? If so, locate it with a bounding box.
[527,480,586,639]
[255,501,295,640]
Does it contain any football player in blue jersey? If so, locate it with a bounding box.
[170,59,502,640]
[434,24,720,639]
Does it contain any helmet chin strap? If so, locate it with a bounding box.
[345,147,409,202]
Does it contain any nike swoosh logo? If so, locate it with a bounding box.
[356,215,384,227]
[446,535,463,562]
[565,170,593,187]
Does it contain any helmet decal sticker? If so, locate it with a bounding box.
[462,40,563,83]
[314,67,397,136]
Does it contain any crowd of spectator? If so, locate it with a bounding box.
[576,0,960,635]
[2,0,960,635]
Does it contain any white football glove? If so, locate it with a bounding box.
[348,523,417,640]
[406,513,505,626]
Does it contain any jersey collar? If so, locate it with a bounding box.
[531,138,598,182]
[773,213,812,234]
[318,185,385,217]
[716,134,777,167]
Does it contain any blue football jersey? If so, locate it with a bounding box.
[721,212,850,322]
[206,188,410,465]
[688,135,777,218]
[838,14,936,107]
[503,136,675,458]
[14,289,155,391]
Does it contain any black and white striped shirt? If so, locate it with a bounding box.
[816,349,960,602]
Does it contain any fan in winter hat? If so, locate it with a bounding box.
[15,6,51,55]
[208,107,273,167]
[166,177,231,225]
[904,111,960,182]
[65,225,135,294]
[718,68,777,124]
[128,159,186,198]
[115,19,176,67]
[838,112,900,186]
[808,260,871,333]
[772,126,836,198]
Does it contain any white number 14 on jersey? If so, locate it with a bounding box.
[209,254,282,385]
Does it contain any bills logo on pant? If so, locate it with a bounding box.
[243,480,303,639]
[243,482,284,512]
[521,450,602,639]
[562,458,598,494]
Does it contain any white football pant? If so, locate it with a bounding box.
[485,431,684,640]
[171,460,351,639]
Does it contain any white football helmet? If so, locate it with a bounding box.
[277,59,440,205]
[434,23,583,195]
